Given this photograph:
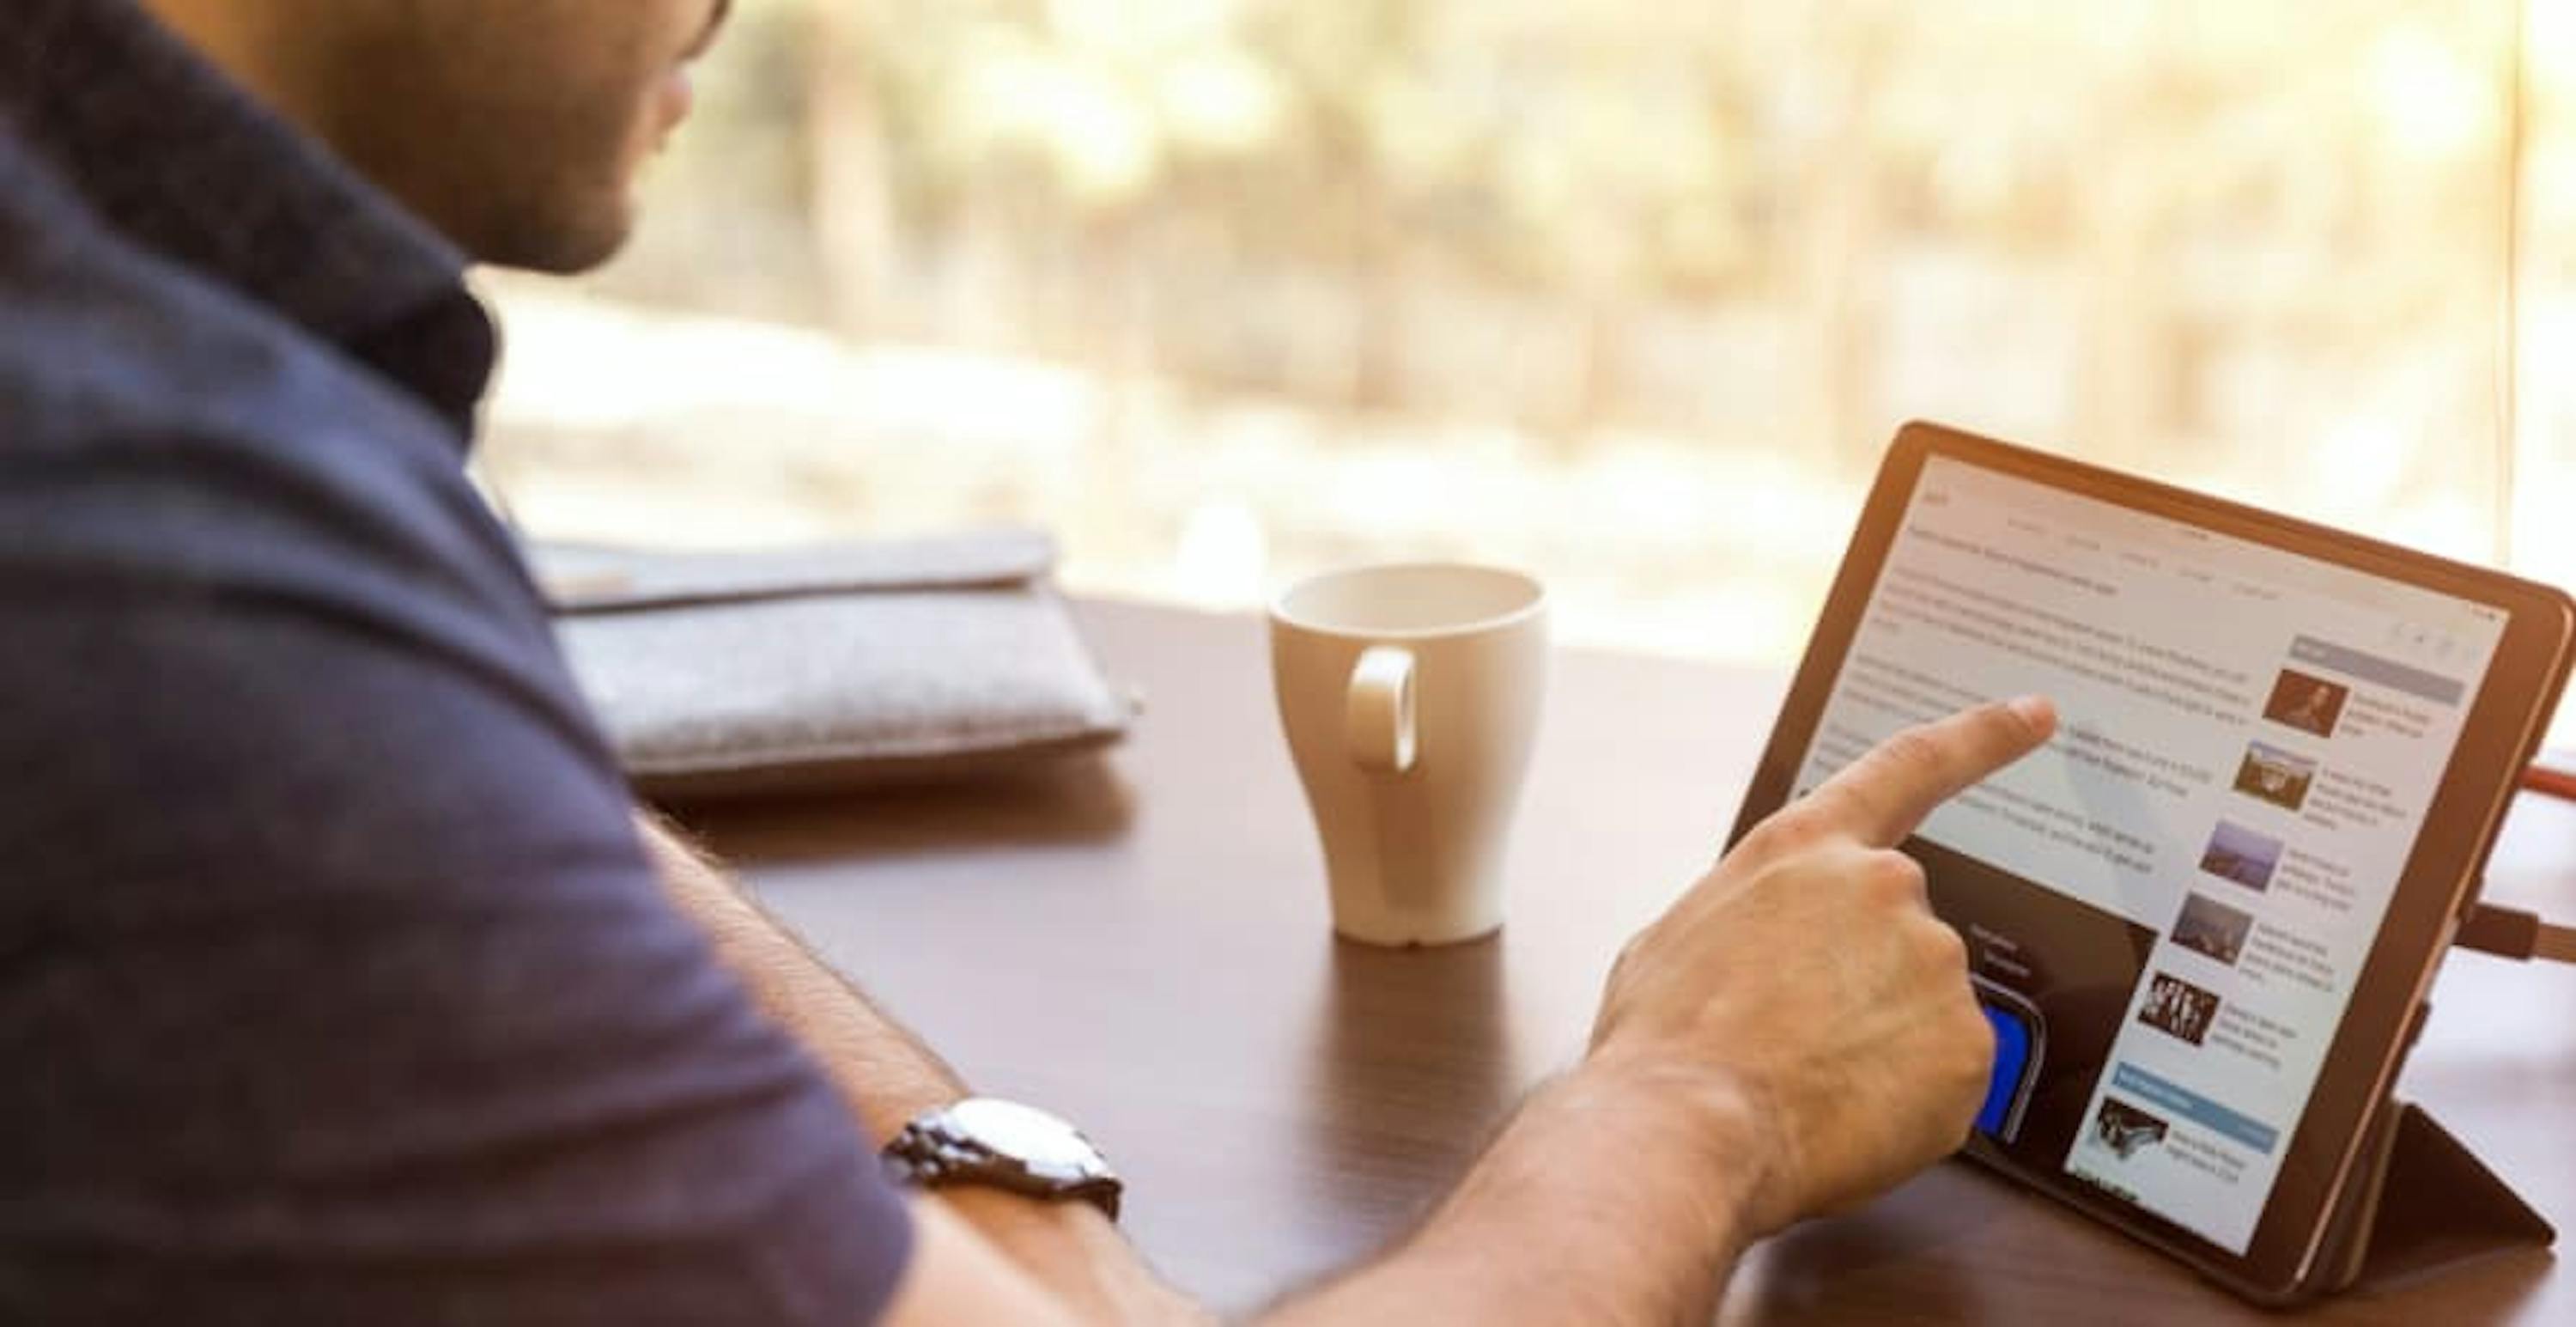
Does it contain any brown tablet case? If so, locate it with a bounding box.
[2309,1097,2555,1298]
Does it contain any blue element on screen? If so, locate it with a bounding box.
[1977,1001,2033,1136]
[2111,1062,2281,1154]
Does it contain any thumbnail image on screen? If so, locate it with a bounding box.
[2232,742,2317,813]
[2172,893,2255,966]
[2198,821,2283,892]
[2263,669,2350,740]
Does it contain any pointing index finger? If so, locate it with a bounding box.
[1805,697,2058,848]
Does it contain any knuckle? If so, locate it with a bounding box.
[1750,804,1826,854]
[1951,996,1997,1081]
[1799,782,1873,834]
[1917,917,1970,971]
[1962,996,1997,1056]
[1611,922,1658,977]
[1861,849,1928,904]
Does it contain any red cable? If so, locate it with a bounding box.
[2528,758,2576,802]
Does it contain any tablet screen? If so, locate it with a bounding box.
[1790,453,2507,1255]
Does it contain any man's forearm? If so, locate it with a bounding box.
[641,813,964,1141]
[638,814,1206,1324]
[1261,1056,1768,1326]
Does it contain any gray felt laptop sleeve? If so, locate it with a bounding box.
[534,531,1134,803]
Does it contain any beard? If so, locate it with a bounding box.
[313,3,688,273]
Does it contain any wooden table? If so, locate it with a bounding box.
[696,600,2575,1324]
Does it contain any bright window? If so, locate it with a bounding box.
[477,0,2575,739]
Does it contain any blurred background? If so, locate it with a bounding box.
[474,0,2576,717]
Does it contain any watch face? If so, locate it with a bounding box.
[950,1099,1099,1171]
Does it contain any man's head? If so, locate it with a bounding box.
[143,0,732,272]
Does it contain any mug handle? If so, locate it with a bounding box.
[1346,645,1419,776]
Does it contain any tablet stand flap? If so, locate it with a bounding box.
[2318,1100,2555,1295]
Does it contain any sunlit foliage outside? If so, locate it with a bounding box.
[477,0,2576,697]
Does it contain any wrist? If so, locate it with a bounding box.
[1565,1045,1791,1239]
[1389,1056,1773,1318]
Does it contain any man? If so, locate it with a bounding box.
[0,1,2057,1321]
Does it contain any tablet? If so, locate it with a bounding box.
[1729,423,2574,1302]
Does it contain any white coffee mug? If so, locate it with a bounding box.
[1269,564,1548,947]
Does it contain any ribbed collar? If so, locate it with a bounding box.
[0,0,497,433]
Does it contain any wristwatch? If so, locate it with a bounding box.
[882,1098,1123,1220]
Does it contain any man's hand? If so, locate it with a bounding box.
[1587,697,2057,1237]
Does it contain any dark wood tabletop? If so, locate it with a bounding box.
[692,599,2575,1324]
